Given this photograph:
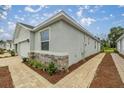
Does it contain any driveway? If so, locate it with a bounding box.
[0,53,105,88]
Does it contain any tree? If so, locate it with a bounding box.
[108,26,124,48]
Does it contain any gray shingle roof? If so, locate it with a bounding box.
[19,23,34,29]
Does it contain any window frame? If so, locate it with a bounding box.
[40,27,50,51]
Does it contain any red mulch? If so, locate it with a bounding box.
[90,53,124,88]
[0,66,14,88]
[24,53,100,84]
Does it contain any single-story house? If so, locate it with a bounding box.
[5,40,14,50]
[13,11,101,68]
[116,33,124,55]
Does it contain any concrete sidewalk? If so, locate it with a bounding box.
[111,53,124,83]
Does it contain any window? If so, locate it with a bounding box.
[40,30,49,50]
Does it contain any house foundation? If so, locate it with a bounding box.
[28,51,69,70]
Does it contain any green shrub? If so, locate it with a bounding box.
[22,58,29,62]
[29,60,37,67]
[28,59,43,69]
[28,59,57,75]
[0,48,4,54]
[46,62,57,76]
[7,50,11,53]
[41,64,47,71]
[10,50,15,56]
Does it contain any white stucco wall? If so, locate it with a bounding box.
[117,38,124,55]
[34,20,100,66]
[30,32,35,51]
[120,38,124,55]
[117,40,121,53]
[13,26,31,58]
[14,26,30,44]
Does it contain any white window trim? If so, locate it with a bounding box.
[39,27,51,41]
[39,27,51,50]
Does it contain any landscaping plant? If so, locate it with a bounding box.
[28,59,43,69]
[46,62,58,76]
[0,48,4,54]
[28,59,58,75]
[22,58,29,62]
[10,50,15,56]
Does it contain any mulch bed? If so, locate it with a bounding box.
[0,66,14,88]
[24,52,100,84]
[90,53,124,88]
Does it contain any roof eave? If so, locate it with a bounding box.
[33,11,100,42]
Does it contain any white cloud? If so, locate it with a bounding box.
[76,7,83,17]
[68,9,72,12]
[101,10,106,13]
[110,14,113,17]
[103,17,109,20]
[119,5,124,8]
[7,21,16,31]
[0,5,12,20]
[80,17,96,26]
[0,14,7,19]
[96,27,100,30]
[89,9,94,13]
[3,5,12,10]
[18,10,22,13]
[24,6,42,13]
[84,5,90,9]
[14,15,24,21]
[43,13,53,18]
[41,5,48,8]
[0,28,4,33]
[1,33,12,40]
[121,13,124,16]
[3,11,7,16]
[89,5,102,13]
[42,10,59,18]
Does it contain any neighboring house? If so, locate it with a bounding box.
[116,34,124,55]
[5,40,14,50]
[13,11,101,66]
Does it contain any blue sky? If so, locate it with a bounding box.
[0,5,124,40]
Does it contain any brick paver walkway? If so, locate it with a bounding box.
[0,53,105,88]
[54,53,105,88]
[0,57,53,88]
[111,53,124,83]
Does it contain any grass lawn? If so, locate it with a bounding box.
[103,47,116,53]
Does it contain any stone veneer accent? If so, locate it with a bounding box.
[28,51,69,70]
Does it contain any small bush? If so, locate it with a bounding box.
[0,48,4,54]
[7,50,11,53]
[29,60,36,67]
[28,60,43,69]
[46,62,57,76]
[22,58,29,62]
[28,59,58,75]
[10,50,15,56]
